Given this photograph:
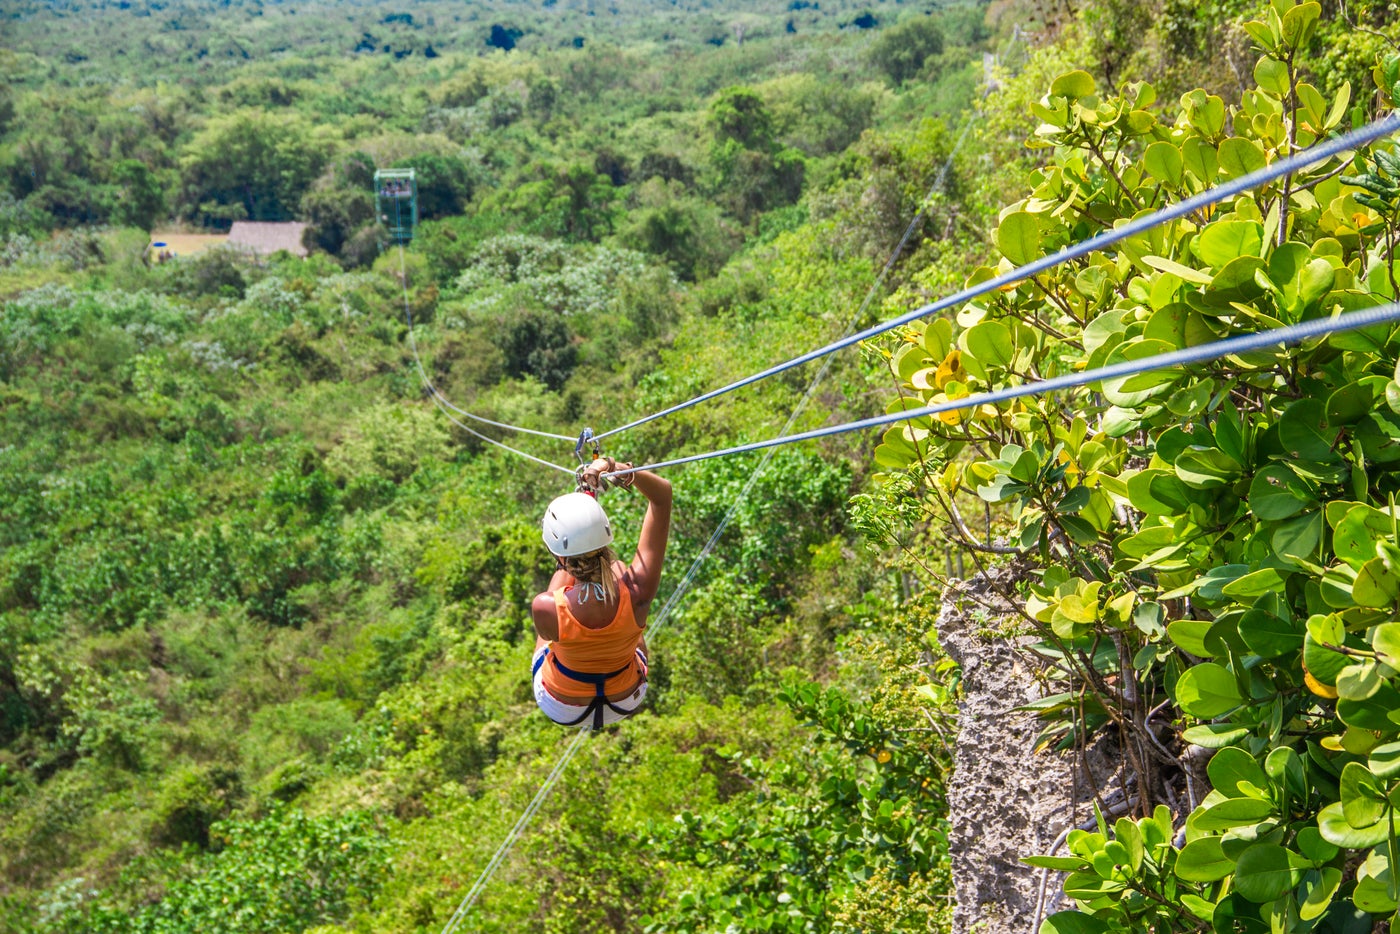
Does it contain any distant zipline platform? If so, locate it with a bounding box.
[375,168,418,244]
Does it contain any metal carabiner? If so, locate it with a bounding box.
[574,427,600,465]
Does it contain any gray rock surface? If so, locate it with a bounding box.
[936,569,1117,934]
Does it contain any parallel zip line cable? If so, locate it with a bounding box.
[438,726,589,934]
[590,111,1400,444]
[440,42,1016,927]
[391,204,578,476]
[608,301,1400,477]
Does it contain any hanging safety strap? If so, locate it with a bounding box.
[546,653,639,730]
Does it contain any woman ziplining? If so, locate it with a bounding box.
[531,457,672,729]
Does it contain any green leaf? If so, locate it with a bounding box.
[1327,381,1376,427]
[1182,137,1219,182]
[1168,620,1215,657]
[1176,836,1235,882]
[1353,870,1399,914]
[1278,398,1340,463]
[1340,762,1389,828]
[1190,564,1251,602]
[1039,910,1111,934]
[1254,56,1290,96]
[1142,254,1214,284]
[997,211,1042,266]
[1175,662,1243,718]
[1209,745,1269,797]
[1265,746,1306,797]
[1050,71,1096,100]
[1057,515,1099,546]
[1354,557,1400,609]
[1221,567,1287,601]
[1248,465,1314,520]
[1232,844,1304,903]
[1238,609,1300,658]
[1167,380,1213,417]
[1195,797,1276,831]
[1319,800,1390,847]
[1242,19,1275,49]
[1280,1,1321,48]
[1062,871,1125,898]
[1144,141,1184,186]
[1215,401,1247,464]
[1183,724,1250,748]
[1297,258,1336,309]
[1337,684,1400,730]
[1183,91,1227,137]
[1337,661,1383,701]
[1298,866,1342,921]
[1271,512,1323,564]
[1023,855,1093,870]
[1370,741,1400,779]
[1304,616,1350,687]
[963,320,1015,372]
[1193,220,1265,269]
[1218,138,1267,179]
[1170,895,1212,923]
[1114,817,1144,874]
[1333,503,1392,569]
[893,343,926,382]
[1296,826,1339,865]
[1125,469,1201,515]
[922,317,953,359]
[1174,446,1241,489]
[1203,256,1268,306]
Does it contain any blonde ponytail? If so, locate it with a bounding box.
[563,545,619,602]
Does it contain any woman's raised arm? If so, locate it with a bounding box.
[624,468,671,607]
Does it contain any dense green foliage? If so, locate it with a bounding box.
[0,1,988,931]
[874,0,1400,929]
[4,0,1399,931]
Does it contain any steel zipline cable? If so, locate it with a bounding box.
[438,726,589,934]
[590,111,1400,444]
[608,301,1400,478]
[647,35,1014,637]
[435,298,1400,934]
[389,204,578,476]
[435,296,1400,931]
[397,242,577,443]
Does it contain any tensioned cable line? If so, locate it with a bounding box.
[591,111,1400,443]
[607,301,1400,477]
[390,207,578,477]
[438,48,1016,929]
[386,197,575,443]
[439,726,589,934]
[434,101,1389,924]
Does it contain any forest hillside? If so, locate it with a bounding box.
[3,0,1400,932]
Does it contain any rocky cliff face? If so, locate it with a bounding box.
[937,569,1122,934]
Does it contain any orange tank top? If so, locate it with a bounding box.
[540,585,646,704]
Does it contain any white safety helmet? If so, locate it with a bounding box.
[541,492,613,557]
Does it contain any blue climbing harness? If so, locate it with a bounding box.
[534,648,640,729]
